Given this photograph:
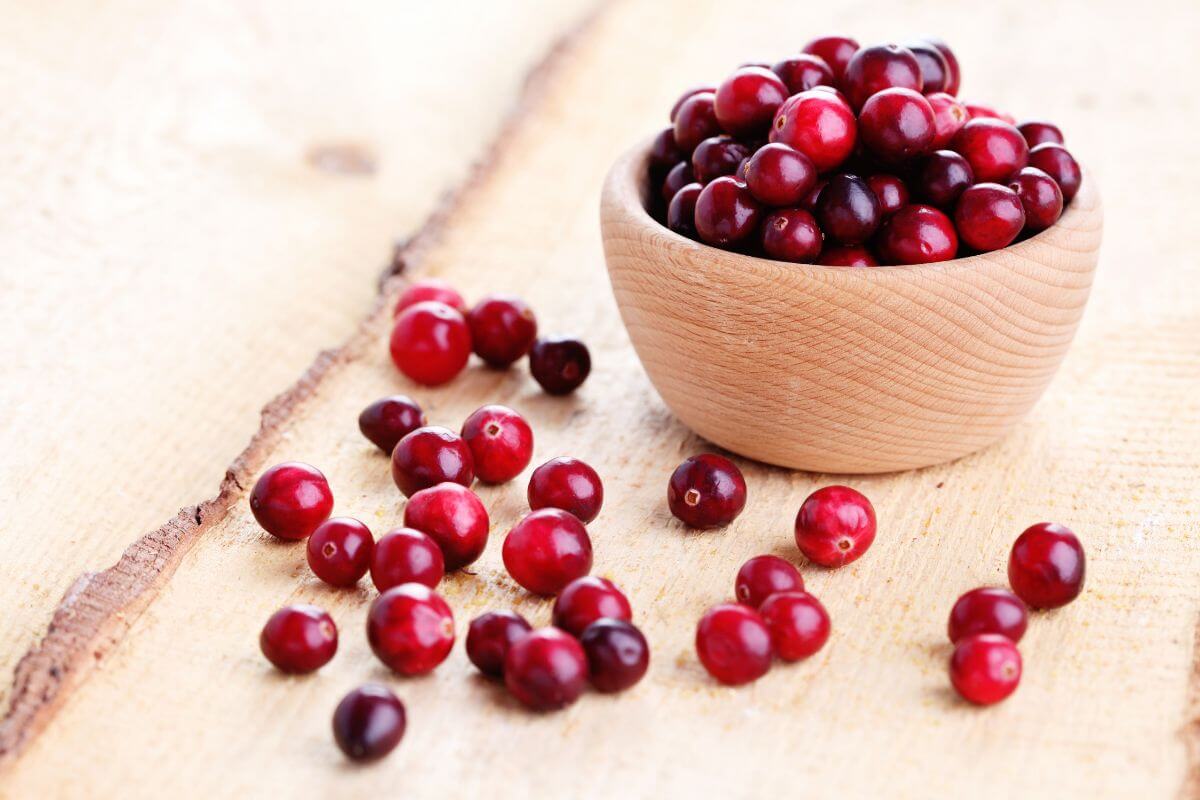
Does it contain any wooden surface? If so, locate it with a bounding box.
[3,0,1200,798]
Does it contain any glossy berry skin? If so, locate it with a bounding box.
[1017,120,1064,148]
[580,619,650,693]
[695,603,772,686]
[460,404,534,484]
[802,178,827,212]
[1009,167,1064,231]
[842,44,923,110]
[390,426,474,498]
[713,66,789,136]
[694,176,763,246]
[963,101,1015,124]
[915,150,973,209]
[772,54,835,94]
[1008,522,1086,609]
[466,610,532,677]
[394,278,467,317]
[504,628,589,711]
[307,517,374,588]
[769,90,857,173]
[649,127,683,172]
[673,91,720,153]
[949,633,1022,705]
[260,605,337,674]
[1028,143,1082,202]
[467,295,537,367]
[876,204,958,264]
[332,684,406,762]
[926,92,969,149]
[503,509,593,596]
[948,587,1028,644]
[815,174,881,245]
[691,136,751,184]
[389,300,472,386]
[866,174,909,217]
[553,576,632,636]
[250,462,334,541]
[370,527,445,591]
[743,143,817,207]
[528,457,603,523]
[666,182,702,239]
[925,37,961,95]
[735,555,804,608]
[952,119,1029,183]
[670,85,715,122]
[759,591,830,661]
[955,183,1026,252]
[403,482,489,570]
[818,244,878,267]
[366,583,455,675]
[761,209,823,263]
[358,395,425,455]
[794,485,876,568]
[903,40,950,94]
[859,88,936,162]
[529,336,591,395]
[802,35,859,80]
[667,453,747,529]
[661,161,695,204]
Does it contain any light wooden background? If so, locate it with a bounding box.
[2,0,1198,798]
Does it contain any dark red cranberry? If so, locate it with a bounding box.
[902,40,950,93]
[666,182,702,239]
[769,90,857,173]
[1028,143,1082,202]
[815,174,881,245]
[915,150,973,208]
[673,91,720,152]
[661,161,695,204]
[949,633,1021,705]
[759,591,830,660]
[962,101,1015,124]
[1008,522,1085,609]
[307,517,374,587]
[467,295,537,367]
[818,244,879,267]
[502,509,593,596]
[649,127,683,172]
[743,143,817,207]
[1009,167,1064,231]
[529,336,591,395]
[553,576,632,636]
[954,183,1025,251]
[260,605,337,673]
[670,85,716,122]
[952,119,1029,183]
[924,37,960,95]
[866,174,909,216]
[580,619,649,693]
[504,628,589,711]
[802,178,827,211]
[389,300,471,386]
[460,404,533,484]
[802,35,859,79]
[390,426,474,498]
[794,485,876,567]
[948,587,1028,644]
[876,204,958,264]
[691,135,752,183]
[842,44,923,109]
[926,92,969,149]
[694,176,763,246]
[367,583,455,675]
[370,527,445,591]
[528,457,603,523]
[249,462,334,541]
[403,482,489,570]
[667,453,747,529]
[735,555,804,607]
[1017,120,1064,148]
[358,395,425,455]
[394,278,466,317]
[332,684,406,762]
[466,610,532,678]
[859,88,935,162]
[772,54,835,94]
[695,603,772,685]
[761,209,823,263]
[713,66,789,136]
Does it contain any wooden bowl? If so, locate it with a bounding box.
[601,141,1102,473]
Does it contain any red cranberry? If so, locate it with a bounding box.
[461,404,534,484]
[467,295,537,367]
[952,119,1029,183]
[1017,120,1064,148]
[504,628,589,711]
[842,44,923,110]
[390,426,474,498]
[367,583,455,675]
[859,88,935,162]
[649,127,683,172]
[670,85,715,122]
[667,453,747,529]
[695,603,772,685]
[260,605,337,673]
[815,174,881,245]
[1009,167,1064,231]
[1008,522,1085,609]
[955,183,1025,251]
[866,174,909,217]
[876,204,958,264]
[713,66,789,136]
[403,482,489,570]
[393,278,466,317]
[924,37,960,95]
[769,90,857,173]
[528,457,603,523]
[466,610,532,678]
[759,591,830,661]
[915,150,973,208]
[661,161,695,204]
[735,555,804,607]
[761,209,823,263]
[947,587,1028,644]
[358,395,425,455]
[949,633,1022,705]
[667,182,702,239]
[794,485,876,567]
[249,462,333,541]
[743,143,817,207]
[802,35,860,79]
[772,54,835,94]
[818,244,878,267]
[902,40,950,94]
[925,92,969,149]
[502,509,593,596]
[370,527,445,591]
[1028,143,1082,202]
[307,517,374,588]
[691,135,752,183]
[963,101,1015,124]
[802,177,827,211]
[332,684,406,762]
[694,176,763,246]
[389,301,472,386]
[553,576,632,636]
[529,336,591,395]
[580,619,649,693]
[673,91,720,152]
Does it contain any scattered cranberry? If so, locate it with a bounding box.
[249,462,334,541]
[735,555,804,608]
[306,517,374,587]
[759,591,830,661]
[466,610,532,678]
[949,633,1022,705]
[403,482,489,570]
[952,119,1029,182]
[1017,120,1064,148]
[948,587,1028,644]
[389,300,472,386]
[915,150,973,208]
[802,35,859,79]
[667,182,702,239]
[761,209,823,263]
[815,174,881,245]
[818,244,878,267]
[504,627,590,711]
[393,278,467,317]
[903,40,950,93]
[580,619,650,693]
[794,485,876,568]
[859,88,935,162]
[769,90,857,172]
[648,127,683,172]
[691,136,752,183]
[460,404,533,484]
[667,453,747,529]
[842,44,923,109]
[713,66,789,136]
[695,603,772,685]
[332,684,406,762]
[673,91,720,152]
[772,54,835,94]
[694,176,763,246]
[503,508,593,596]
[390,426,474,498]
[954,183,1026,252]
[553,576,632,636]
[925,37,961,95]
[1028,143,1082,202]
[925,92,969,149]
[876,204,958,264]
[528,457,604,523]
[367,583,455,675]
[866,174,909,217]
[529,336,591,395]
[963,101,1015,124]
[370,527,445,591]
[1008,522,1085,609]
[743,143,817,207]
[358,395,426,455]
[661,161,695,204]
[260,605,337,674]
[467,295,537,367]
[1010,167,1064,231]
[670,85,715,122]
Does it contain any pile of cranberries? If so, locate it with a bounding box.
[650,36,1081,265]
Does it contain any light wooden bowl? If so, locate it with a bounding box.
[601,141,1102,473]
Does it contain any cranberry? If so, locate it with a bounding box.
[876,204,958,264]
[713,66,789,136]
[694,176,763,246]
[925,92,969,149]
[661,161,695,204]
[461,404,534,484]
[761,209,823,263]
[528,457,603,523]
[553,576,632,636]
[963,101,1015,124]
[695,603,772,685]
[249,462,334,541]
[818,244,879,267]
[902,40,950,94]
[759,591,830,661]
[1008,522,1085,609]
[743,143,817,207]
[947,587,1028,644]
[769,90,857,173]
[772,54,835,94]
[842,44,923,110]
[802,35,860,79]
[529,336,591,395]
[666,182,702,239]
[1009,167,1064,231]
[866,174,909,217]
[673,91,720,152]
[389,301,471,386]
[1018,120,1064,148]
[260,605,337,673]
[949,633,1022,705]
[502,509,593,596]
[924,37,961,95]
[802,178,827,211]
[390,425,474,498]
[366,583,455,675]
[370,527,445,591]
[915,150,973,208]
[794,485,876,567]
[466,610,532,677]
[394,278,466,317]
[667,453,747,529]
[1028,143,1082,202]
[691,135,752,183]
[955,183,1025,252]
[951,119,1029,183]
[332,684,406,762]
[735,555,804,608]
[306,517,374,587]
[504,628,589,711]
[580,619,650,693]
[815,174,881,245]
[358,395,426,455]
[858,88,935,162]
[649,127,683,172]
[467,295,537,367]
[403,482,489,570]
[670,85,716,122]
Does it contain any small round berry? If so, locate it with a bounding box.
[661,161,695,204]
[713,66,789,136]
[859,88,935,162]
[761,208,823,263]
[924,37,961,95]
[306,517,374,587]
[1027,143,1082,202]
[667,453,747,529]
[902,40,951,94]
[366,583,455,675]
[771,54,835,94]
[1008,522,1085,609]
[802,35,860,80]
[393,278,466,317]
[332,684,406,762]
[818,244,878,267]
[504,627,590,711]
[528,457,604,523]
[876,204,958,264]
[842,44,923,110]
[370,527,445,591]
[403,482,489,571]
[667,182,702,239]
[951,119,1029,183]
[1009,167,1064,231]
[388,300,472,386]
[648,127,683,172]
[759,591,830,661]
[260,605,337,674]
[866,174,909,217]
[949,633,1022,705]
[673,91,720,153]
[948,587,1028,644]
[580,619,650,693]
[1017,120,1064,148]
[735,555,804,608]
[962,101,1015,124]
[925,92,969,149]
[694,176,763,246]
[390,426,474,498]
[743,143,817,207]
[691,135,751,183]
[769,90,858,173]
[801,177,827,212]
[815,173,881,246]
[460,404,534,484]
[502,509,593,596]
[914,150,973,209]
[467,295,538,367]
[529,336,591,395]
[553,576,632,636]
[955,183,1026,252]
[669,85,715,123]
[794,485,876,568]
[249,462,334,541]
[466,610,532,678]
[358,395,426,455]
[695,603,772,685]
